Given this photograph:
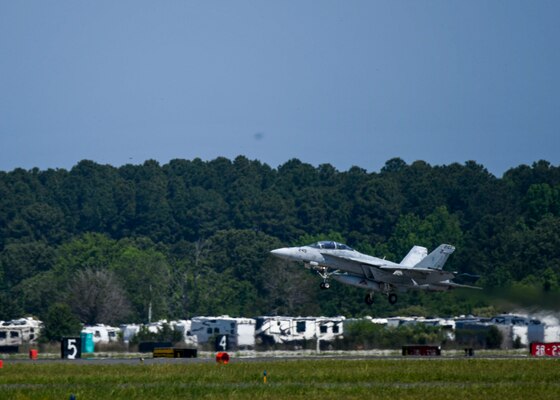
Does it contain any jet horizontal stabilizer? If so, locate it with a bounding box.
[442,281,483,290]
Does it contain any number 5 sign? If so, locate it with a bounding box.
[61,337,82,359]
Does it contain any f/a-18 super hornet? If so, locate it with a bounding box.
[270,241,480,305]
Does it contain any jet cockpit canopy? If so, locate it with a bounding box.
[308,241,353,251]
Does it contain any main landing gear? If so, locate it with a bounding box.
[363,292,398,305]
[319,281,330,290]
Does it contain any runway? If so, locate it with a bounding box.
[2,349,537,366]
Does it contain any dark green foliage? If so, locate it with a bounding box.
[130,323,182,344]
[0,291,23,320]
[41,303,82,342]
[455,325,504,349]
[0,157,559,320]
[485,325,503,349]
[342,320,447,349]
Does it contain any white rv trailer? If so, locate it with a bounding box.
[315,316,345,341]
[0,317,42,346]
[190,316,256,348]
[255,316,344,345]
[81,324,120,343]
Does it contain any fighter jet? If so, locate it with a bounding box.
[270,241,480,305]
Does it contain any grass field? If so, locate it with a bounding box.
[0,358,559,399]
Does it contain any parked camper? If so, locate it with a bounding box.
[190,316,255,349]
[255,316,344,345]
[490,314,542,326]
[81,324,120,343]
[316,317,345,341]
[0,317,42,346]
[255,316,311,345]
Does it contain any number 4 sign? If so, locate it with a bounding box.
[215,334,229,352]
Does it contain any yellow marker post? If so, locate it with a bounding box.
[263,370,267,384]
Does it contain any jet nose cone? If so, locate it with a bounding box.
[270,248,287,258]
[270,247,297,261]
[271,247,303,262]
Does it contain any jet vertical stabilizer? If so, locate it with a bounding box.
[400,246,428,267]
[413,244,455,270]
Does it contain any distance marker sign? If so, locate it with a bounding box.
[530,342,560,357]
[215,334,230,352]
[61,337,82,359]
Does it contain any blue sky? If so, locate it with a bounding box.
[1,1,559,176]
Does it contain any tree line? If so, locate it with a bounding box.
[0,156,559,327]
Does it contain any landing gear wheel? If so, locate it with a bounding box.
[365,293,374,305]
[320,282,330,290]
[388,293,398,305]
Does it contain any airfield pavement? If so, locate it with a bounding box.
[1,348,538,365]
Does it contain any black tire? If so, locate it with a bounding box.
[388,293,397,305]
[365,293,374,305]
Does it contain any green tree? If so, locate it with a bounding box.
[41,303,82,342]
[111,243,171,322]
[12,271,61,317]
[55,233,120,276]
[131,323,182,344]
[486,325,503,349]
[389,206,463,260]
[0,291,23,320]
[524,183,560,223]
[0,241,56,287]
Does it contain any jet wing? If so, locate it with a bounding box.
[326,255,455,282]
[342,256,393,269]
[344,256,456,281]
[321,254,393,278]
[319,254,385,270]
[341,256,446,273]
